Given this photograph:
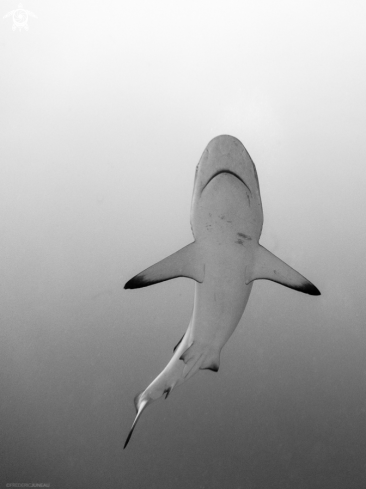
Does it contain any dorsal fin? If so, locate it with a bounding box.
[247,245,320,295]
[173,333,185,352]
[124,242,204,289]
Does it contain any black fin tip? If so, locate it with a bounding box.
[124,275,148,289]
[124,426,135,449]
[124,275,172,289]
[302,282,321,296]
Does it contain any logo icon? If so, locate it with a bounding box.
[3,3,37,31]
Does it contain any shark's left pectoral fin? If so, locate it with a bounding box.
[247,245,320,295]
[125,242,204,289]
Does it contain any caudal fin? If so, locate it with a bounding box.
[124,365,182,448]
[124,393,150,449]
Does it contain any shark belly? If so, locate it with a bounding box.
[183,170,258,366]
[189,253,253,350]
[180,243,253,377]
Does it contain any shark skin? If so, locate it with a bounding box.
[123,135,320,448]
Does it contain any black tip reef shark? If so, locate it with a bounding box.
[123,135,320,448]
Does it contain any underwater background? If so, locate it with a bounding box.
[1,1,365,487]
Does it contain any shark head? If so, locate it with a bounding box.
[191,135,263,241]
[192,135,260,197]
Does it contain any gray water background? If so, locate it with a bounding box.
[1,1,365,488]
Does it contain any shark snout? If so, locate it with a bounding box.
[194,135,259,201]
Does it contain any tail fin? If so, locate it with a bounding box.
[124,336,202,448]
[124,392,150,449]
[123,357,183,448]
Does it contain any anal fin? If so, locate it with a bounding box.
[200,350,220,372]
[247,245,320,295]
[180,343,220,377]
[124,241,204,289]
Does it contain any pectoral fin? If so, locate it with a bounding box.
[247,245,320,295]
[124,242,204,289]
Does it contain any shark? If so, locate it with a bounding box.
[123,135,320,448]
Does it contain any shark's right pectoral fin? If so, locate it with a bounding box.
[247,245,320,295]
[125,242,204,289]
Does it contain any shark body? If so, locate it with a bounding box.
[124,135,320,448]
